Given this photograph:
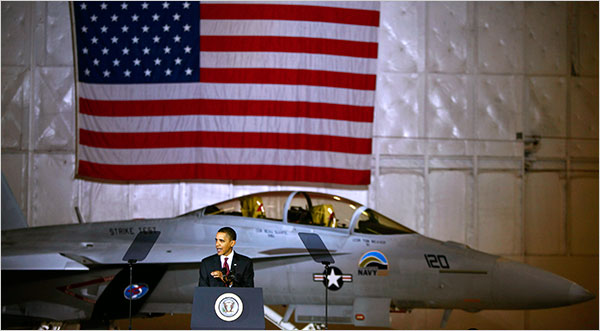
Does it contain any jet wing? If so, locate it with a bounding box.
[2,253,89,270]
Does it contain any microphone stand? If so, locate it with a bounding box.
[128,259,137,330]
[121,231,160,331]
[323,262,330,330]
[297,233,334,331]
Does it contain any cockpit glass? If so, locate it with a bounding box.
[286,192,359,229]
[354,209,415,235]
[202,191,287,221]
[198,191,362,229]
[191,191,414,235]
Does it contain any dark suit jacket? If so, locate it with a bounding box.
[198,252,254,287]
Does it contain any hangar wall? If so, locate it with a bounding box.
[1,1,598,329]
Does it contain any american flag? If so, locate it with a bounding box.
[72,1,379,185]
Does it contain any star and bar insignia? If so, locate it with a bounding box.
[313,266,352,291]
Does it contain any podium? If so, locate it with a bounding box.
[191,287,265,330]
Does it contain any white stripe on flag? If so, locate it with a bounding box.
[77,82,375,106]
[80,114,373,138]
[200,52,377,74]
[200,20,378,42]
[224,1,380,11]
[79,146,372,170]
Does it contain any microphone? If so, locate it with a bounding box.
[221,268,237,286]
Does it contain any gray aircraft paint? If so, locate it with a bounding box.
[1,190,594,326]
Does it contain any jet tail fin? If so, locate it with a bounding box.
[1,173,28,230]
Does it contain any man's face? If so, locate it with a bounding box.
[215,232,235,256]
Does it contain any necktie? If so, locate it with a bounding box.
[224,257,230,276]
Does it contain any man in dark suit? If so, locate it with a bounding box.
[198,227,254,287]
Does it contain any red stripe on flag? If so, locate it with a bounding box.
[78,161,371,185]
[79,98,374,122]
[80,130,372,154]
[200,36,378,59]
[200,3,380,27]
[199,68,376,90]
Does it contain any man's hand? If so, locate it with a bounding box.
[210,270,225,282]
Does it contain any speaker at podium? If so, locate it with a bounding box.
[191,287,265,330]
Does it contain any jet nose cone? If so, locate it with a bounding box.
[568,282,595,305]
[491,258,594,309]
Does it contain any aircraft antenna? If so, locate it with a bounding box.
[74,206,84,224]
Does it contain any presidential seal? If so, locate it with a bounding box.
[214,292,244,322]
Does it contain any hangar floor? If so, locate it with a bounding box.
[27,300,598,330]
[110,305,385,330]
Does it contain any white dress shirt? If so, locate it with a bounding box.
[220,250,235,271]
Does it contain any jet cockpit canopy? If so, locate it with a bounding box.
[187,191,414,235]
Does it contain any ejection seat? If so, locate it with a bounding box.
[240,196,266,218]
[310,204,337,228]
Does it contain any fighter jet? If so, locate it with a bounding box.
[1,183,595,328]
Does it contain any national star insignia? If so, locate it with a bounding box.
[327,268,342,289]
[313,266,352,291]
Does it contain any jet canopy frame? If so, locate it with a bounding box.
[186,191,414,235]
